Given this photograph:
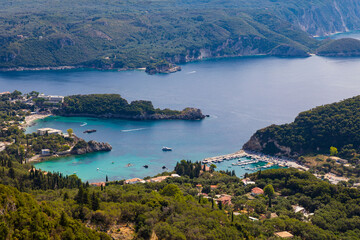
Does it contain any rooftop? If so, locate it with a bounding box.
[274,231,293,238]
[251,187,264,194]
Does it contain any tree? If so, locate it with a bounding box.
[264,184,275,208]
[91,192,100,211]
[210,164,217,173]
[160,184,181,197]
[60,212,68,226]
[330,146,338,156]
[218,201,223,210]
[67,129,74,137]
[8,168,15,179]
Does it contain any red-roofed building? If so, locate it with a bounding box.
[251,187,264,196]
[210,185,218,189]
[217,194,232,205]
[91,182,105,187]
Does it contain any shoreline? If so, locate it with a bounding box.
[0,54,311,74]
[22,114,52,128]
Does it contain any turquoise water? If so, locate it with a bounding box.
[216,158,283,177]
[4,32,360,182]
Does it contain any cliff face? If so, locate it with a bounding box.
[145,61,181,74]
[71,140,112,155]
[280,0,360,36]
[168,36,310,63]
[243,130,295,158]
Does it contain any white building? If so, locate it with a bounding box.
[125,178,146,184]
[37,128,63,136]
[39,94,64,104]
[41,149,51,156]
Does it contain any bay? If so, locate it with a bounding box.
[3,33,360,181]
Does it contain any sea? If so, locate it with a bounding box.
[2,32,360,182]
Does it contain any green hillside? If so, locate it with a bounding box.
[317,38,360,56]
[2,0,360,70]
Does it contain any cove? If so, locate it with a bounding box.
[3,33,360,181]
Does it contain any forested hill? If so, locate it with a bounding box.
[1,0,360,70]
[243,95,360,157]
[54,94,205,120]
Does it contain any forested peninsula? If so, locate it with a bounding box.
[2,0,360,73]
[243,95,360,157]
[54,94,205,120]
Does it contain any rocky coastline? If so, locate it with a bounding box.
[242,133,295,158]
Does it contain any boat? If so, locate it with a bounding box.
[143,165,149,168]
[97,168,99,171]
[162,146,172,151]
[83,129,96,134]
[162,166,167,169]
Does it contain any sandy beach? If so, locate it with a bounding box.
[22,114,51,128]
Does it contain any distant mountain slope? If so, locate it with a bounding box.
[0,0,360,70]
[243,95,360,157]
[317,38,360,56]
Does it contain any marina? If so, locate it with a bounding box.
[203,150,307,173]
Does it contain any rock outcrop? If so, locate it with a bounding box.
[280,0,360,36]
[243,129,295,158]
[71,140,112,155]
[145,61,181,74]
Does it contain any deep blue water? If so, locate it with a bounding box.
[3,33,360,182]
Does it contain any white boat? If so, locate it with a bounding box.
[162,147,172,151]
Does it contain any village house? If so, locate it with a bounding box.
[41,149,51,156]
[217,194,232,205]
[148,176,169,183]
[292,205,306,214]
[91,182,105,187]
[251,187,264,196]
[37,128,63,136]
[125,178,146,184]
[242,178,256,186]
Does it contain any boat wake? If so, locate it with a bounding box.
[187,71,196,74]
[80,122,87,127]
[121,128,145,132]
